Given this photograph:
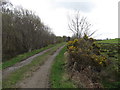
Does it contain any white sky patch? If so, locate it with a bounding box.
[10,0,119,39]
[86,0,118,39]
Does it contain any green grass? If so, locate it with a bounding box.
[97,41,120,88]
[97,38,120,44]
[50,46,76,88]
[102,80,120,88]
[3,42,65,88]
[2,44,60,69]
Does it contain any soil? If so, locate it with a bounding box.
[3,48,52,79]
[14,45,64,88]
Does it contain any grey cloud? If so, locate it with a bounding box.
[55,2,95,12]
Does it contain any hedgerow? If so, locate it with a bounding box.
[66,35,108,72]
[65,34,109,87]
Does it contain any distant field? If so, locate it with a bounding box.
[97,38,120,43]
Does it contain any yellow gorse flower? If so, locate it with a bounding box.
[99,62,102,64]
[74,39,78,42]
[67,41,74,45]
[69,46,76,50]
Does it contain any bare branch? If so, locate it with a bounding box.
[68,11,96,38]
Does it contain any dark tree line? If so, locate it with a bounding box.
[2,1,62,61]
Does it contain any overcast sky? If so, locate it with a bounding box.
[10,0,119,39]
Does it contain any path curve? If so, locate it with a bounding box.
[16,45,65,88]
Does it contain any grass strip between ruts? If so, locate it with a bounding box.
[2,43,62,69]
[3,42,65,88]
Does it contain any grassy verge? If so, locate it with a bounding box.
[96,41,120,88]
[102,80,120,88]
[2,43,61,69]
[50,46,75,88]
[97,38,120,44]
[3,42,65,88]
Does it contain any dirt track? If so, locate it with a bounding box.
[3,48,52,79]
[15,45,64,88]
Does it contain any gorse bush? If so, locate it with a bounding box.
[66,34,108,73]
[65,35,110,87]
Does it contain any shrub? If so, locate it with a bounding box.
[66,35,108,72]
[66,35,120,88]
[65,35,109,87]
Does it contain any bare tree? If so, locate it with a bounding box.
[2,5,56,61]
[68,11,96,38]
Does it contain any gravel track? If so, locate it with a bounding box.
[3,48,52,79]
[16,45,64,88]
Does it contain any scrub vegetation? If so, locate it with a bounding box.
[2,1,119,89]
[64,37,120,88]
